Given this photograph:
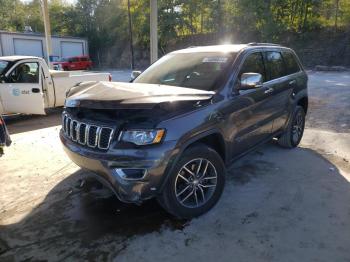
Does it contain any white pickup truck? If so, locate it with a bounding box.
[0,56,111,115]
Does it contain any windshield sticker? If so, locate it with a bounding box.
[202,57,229,63]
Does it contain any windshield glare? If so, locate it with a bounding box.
[0,60,9,75]
[134,52,236,91]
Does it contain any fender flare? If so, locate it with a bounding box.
[284,89,308,129]
[158,128,226,193]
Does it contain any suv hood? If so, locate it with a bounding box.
[65,81,215,109]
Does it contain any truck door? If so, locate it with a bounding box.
[0,61,46,115]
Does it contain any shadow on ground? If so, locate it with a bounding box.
[0,143,349,261]
[4,108,63,135]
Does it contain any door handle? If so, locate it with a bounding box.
[264,87,274,94]
[289,80,297,86]
[32,88,40,93]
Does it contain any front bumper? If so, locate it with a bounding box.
[60,130,178,203]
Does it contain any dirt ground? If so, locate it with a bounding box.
[0,71,349,262]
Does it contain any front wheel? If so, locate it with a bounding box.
[158,145,225,219]
[278,105,305,148]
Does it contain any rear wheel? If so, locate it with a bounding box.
[158,145,225,219]
[278,105,305,148]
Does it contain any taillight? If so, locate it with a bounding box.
[109,74,112,82]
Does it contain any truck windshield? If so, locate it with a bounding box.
[0,60,9,75]
[134,52,236,91]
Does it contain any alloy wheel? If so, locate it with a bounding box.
[292,110,304,144]
[174,158,217,208]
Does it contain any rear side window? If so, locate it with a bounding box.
[265,51,286,81]
[69,57,79,62]
[239,52,266,82]
[282,51,300,74]
[80,57,88,61]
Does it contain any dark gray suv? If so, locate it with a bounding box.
[60,43,308,219]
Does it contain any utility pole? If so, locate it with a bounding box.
[41,0,52,68]
[127,0,135,70]
[150,0,158,64]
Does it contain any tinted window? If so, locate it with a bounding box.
[265,51,286,80]
[80,57,88,61]
[282,51,300,74]
[239,52,265,82]
[69,57,79,62]
[134,52,236,91]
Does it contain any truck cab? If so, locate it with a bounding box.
[0,56,110,115]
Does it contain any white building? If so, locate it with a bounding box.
[0,31,88,60]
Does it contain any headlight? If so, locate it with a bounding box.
[120,129,165,145]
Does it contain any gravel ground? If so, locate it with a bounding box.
[0,71,349,262]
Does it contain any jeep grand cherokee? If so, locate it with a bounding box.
[60,43,308,219]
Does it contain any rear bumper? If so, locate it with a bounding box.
[60,130,178,203]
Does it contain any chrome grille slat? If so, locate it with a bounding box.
[78,123,87,145]
[87,125,98,148]
[62,114,114,150]
[71,120,78,141]
[98,127,114,149]
[67,118,71,137]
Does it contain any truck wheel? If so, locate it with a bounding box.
[278,105,305,148]
[158,144,225,219]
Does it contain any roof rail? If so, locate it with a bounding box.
[247,42,281,46]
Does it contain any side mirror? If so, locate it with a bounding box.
[239,73,263,90]
[130,70,142,81]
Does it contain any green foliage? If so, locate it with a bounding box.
[0,0,349,66]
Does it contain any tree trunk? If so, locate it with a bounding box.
[335,0,340,30]
[303,1,309,31]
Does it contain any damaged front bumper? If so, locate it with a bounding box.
[60,130,178,204]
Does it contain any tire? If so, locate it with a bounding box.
[157,144,225,219]
[278,105,305,148]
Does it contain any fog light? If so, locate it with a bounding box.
[114,168,147,180]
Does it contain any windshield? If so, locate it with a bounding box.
[0,60,9,75]
[134,52,236,91]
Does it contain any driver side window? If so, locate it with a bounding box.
[9,62,39,84]
[238,52,266,82]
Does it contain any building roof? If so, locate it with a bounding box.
[0,30,87,40]
[0,55,41,61]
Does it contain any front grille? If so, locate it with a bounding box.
[62,114,114,150]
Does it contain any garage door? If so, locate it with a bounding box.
[61,42,84,58]
[13,38,44,57]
